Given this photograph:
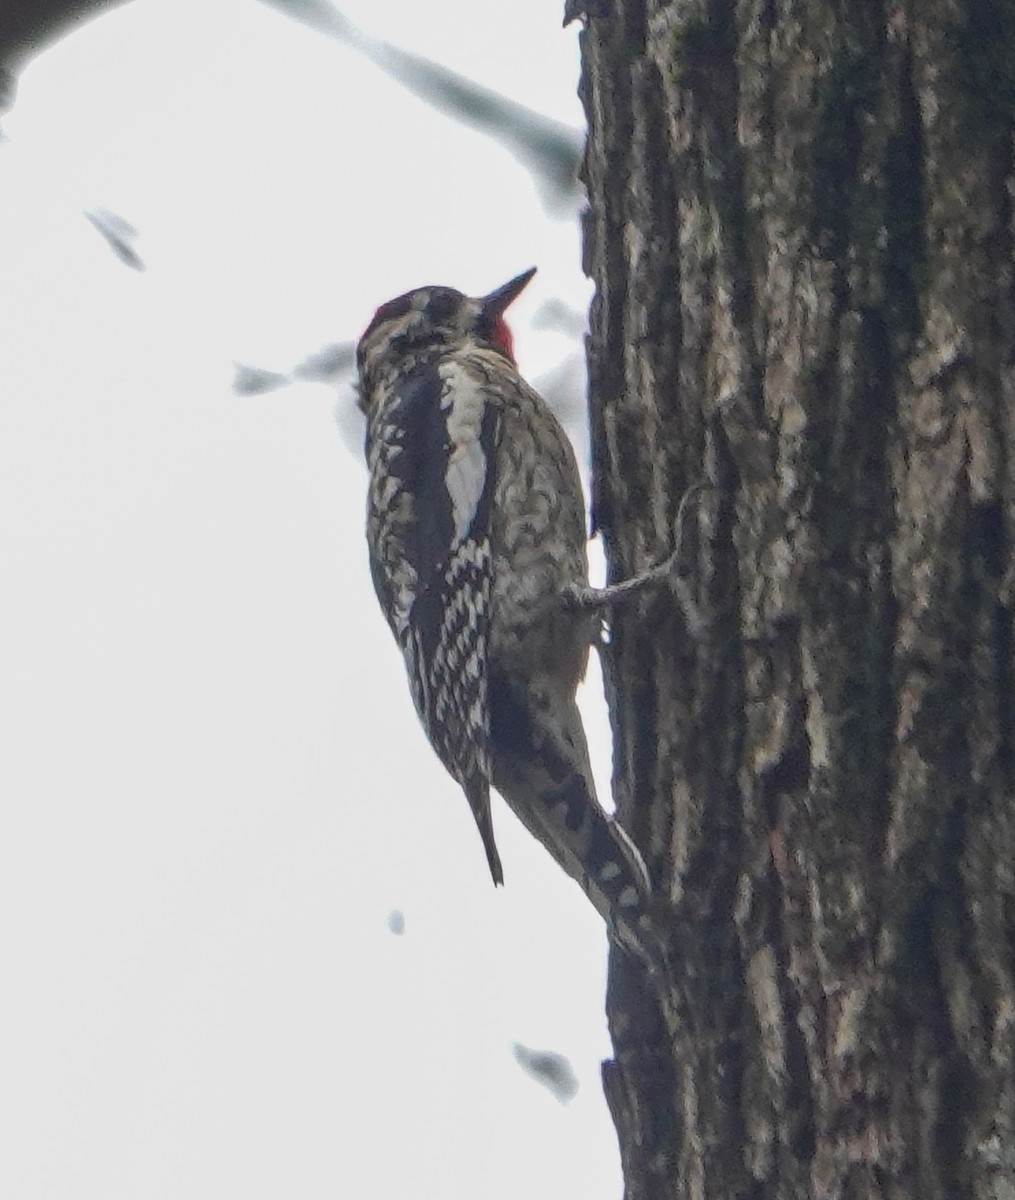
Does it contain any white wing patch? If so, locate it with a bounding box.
[439,360,490,545]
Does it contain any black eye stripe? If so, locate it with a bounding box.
[425,289,460,323]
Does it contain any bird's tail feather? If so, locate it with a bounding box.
[488,672,655,951]
[465,776,505,886]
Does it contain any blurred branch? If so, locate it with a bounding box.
[291,340,355,383]
[511,1043,579,1103]
[232,340,356,395]
[532,297,588,339]
[2,0,584,213]
[258,0,583,212]
[84,207,145,270]
[0,0,133,79]
[232,363,291,396]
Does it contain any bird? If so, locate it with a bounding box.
[355,268,662,963]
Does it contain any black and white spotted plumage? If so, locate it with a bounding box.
[356,270,658,962]
[363,355,503,882]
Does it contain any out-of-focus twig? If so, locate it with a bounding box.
[511,1043,580,1103]
[0,0,133,77]
[233,339,356,396]
[258,0,583,213]
[85,207,145,271]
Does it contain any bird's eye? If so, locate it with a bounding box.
[425,290,459,324]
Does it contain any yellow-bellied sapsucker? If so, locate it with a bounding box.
[356,268,659,962]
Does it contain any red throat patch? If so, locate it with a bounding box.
[490,315,515,361]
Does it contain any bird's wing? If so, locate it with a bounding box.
[367,360,504,884]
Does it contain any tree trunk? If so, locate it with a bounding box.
[576,2,1015,1196]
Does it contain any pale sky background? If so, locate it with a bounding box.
[0,2,623,1197]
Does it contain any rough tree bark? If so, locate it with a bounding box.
[577,2,1015,1197]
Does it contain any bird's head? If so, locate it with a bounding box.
[356,267,536,403]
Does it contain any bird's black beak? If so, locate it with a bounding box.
[481,267,537,317]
